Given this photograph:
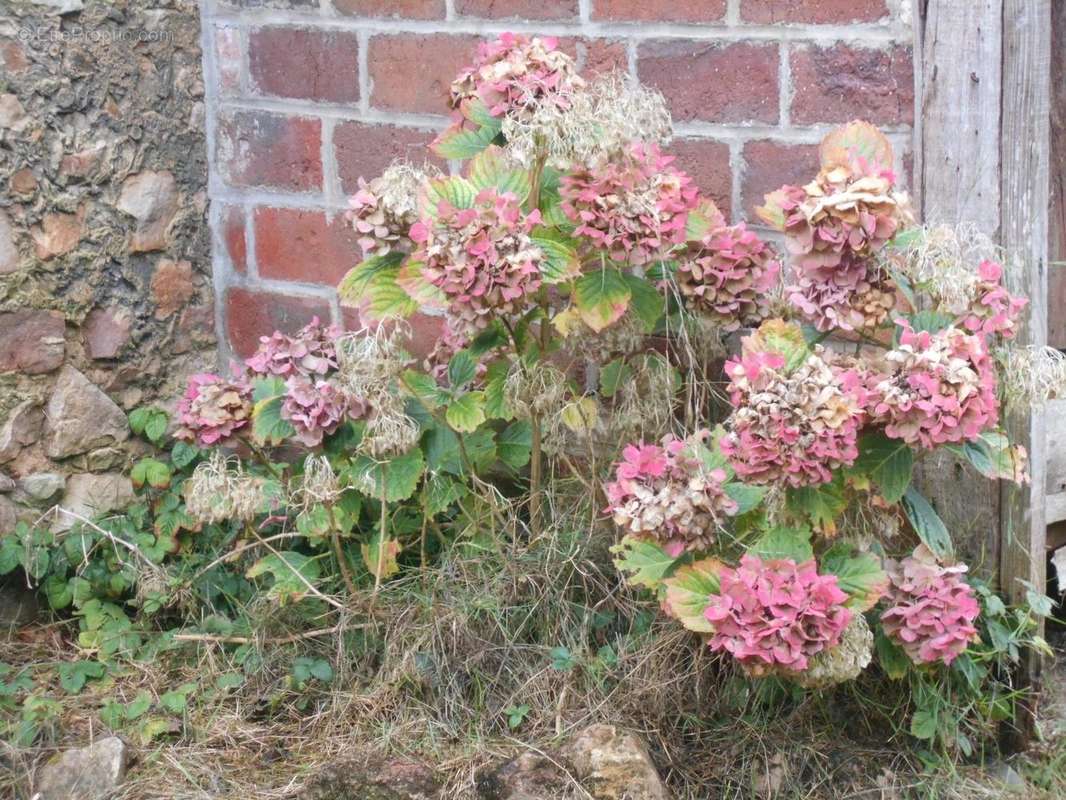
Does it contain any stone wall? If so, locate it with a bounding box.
[200,0,914,360]
[0,0,214,532]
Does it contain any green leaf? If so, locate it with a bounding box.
[361,530,401,581]
[131,458,172,490]
[723,483,767,515]
[901,487,953,559]
[956,430,1028,483]
[57,661,105,694]
[144,411,168,444]
[610,535,679,590]
[425,473,467,515]
[246,552,322,605]
[685,198,726,242]
[128,407,151,435]
[448,351,477,388]
[338,253,416,321]
[170,441,200,470]
[251,395,294,446]
[402,370,447,410]
[751,319,810,373]
[531,233,582,284]
[599,359,631,398]
[296,504,332,541]
[338,251,406,305]
[852,433,913,503]
[349,447,425,502]
[785,477,846,535]
[458,97,502,129]
[446,391,487,433]
[622,274,665,332]
[820,545,889,611]
[875,631,911,679]
[906,309,953,335]
[43,575,73,610]
[125,690,152,721]
[431,124,500,161]
[662,559,723,633]
[468,145,531,201]
[910,709,938,741]
[574,269,631,332]
[160,684,195,714]
[748,526,814,563]
[482,361,514,420]
[497,421,532,469]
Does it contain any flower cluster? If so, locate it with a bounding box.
[675,223,781,331]
[880,546,980,666]
[175,373,253,447]
[245,317,341,378]
[604,433,738,555]
[282,376,353,447]
[703,556,852,674]
[449,33,582,122]
[720,347,865,487]
[871,323,998,449]
[561,143,698,265]
[412,189,544,331]
[961,260,1028,339]
[347,162,432,258]
[793,614,875,689]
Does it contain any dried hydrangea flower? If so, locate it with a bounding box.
[282,376,352,447]
[184,451,269,525]
[871,323,998,450]
[792,613,874,688]
[504,361,567,420]
[175,373,253,447]
[675,223,781,331]
[561,142,698,266]
[604,431,738,555]
[347,162,435,258]
[412,188,544,332]
[880,545,980,666]
[704,556,852,674]
[245,317,342,378]
[502,72,672,169]
[448,33,583,123]
[720,347,865,487]
[961,260,1028,339]
[1002,345,1066,406]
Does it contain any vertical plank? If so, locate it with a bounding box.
[1049,2,1066,347]
[912,0,1004,577]
[998,0,1051,750]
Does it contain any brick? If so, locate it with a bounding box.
[577,39,629,77]
[742,0,889,24]
[215,26,242,95]
[249,28,359,103]
[592,0,727,21]
[222,205,248,274]
[332,0,444,17]
[221,0,319,9]
[217,111,322,192]
[639,41,779,124]
[790,45,914,126]
[0,310,65,375]
[668,139,733,221]
[334,122,440,195]
[741,139,820,219]
[226,287,332,359]
[369,34,480,114]
[254,207,363,286]
[456,0,578,19]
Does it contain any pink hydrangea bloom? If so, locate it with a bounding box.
[605,433,738,555]
[412,188,543,332]
[704,555,852,674]
[282,376,355,447]
[880,545,980,666]
[720,347,864,487]
[174,373,253,447]
[560,143,699,266]
[871,323,999,450]
[961,260,1028,339]
[245,317,342,378]
[675,223,781,331]
[448,33,581,121]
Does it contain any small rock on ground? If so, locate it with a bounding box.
[35,736,128,800]
[476,751,578,799]
[306,757,441,800]
[563,724,669,800]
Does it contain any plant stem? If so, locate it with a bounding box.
[374,462,388,596]
[327,504,358,597]
[530,413,543,537]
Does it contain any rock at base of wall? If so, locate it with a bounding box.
[306,757,441,800]
[52,473,134,532]
[0,574,41,626]
[44,366,130,459]
[476,751,578,800]
[35,736,128,800]
[562,724,669,800]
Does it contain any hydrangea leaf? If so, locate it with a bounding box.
[458,97,504,131]
[755,189,791,231]
[820,120,894,171]
[446,391,487,433]
[468,145,531,202]
[532,234,582,284]
[901,487,953,559]
[610,535,680,590]
[785,476,847,536]
[748,525,814,563]
[425,472,468,515]
[852,433,914,503]
[431,123,500,161]
[622,274,665,332]
[497,421,532,469]
[448,350,478,388]
[599,359,632,398]
[724,482,767,515]
[251,395,295,446]
[338,251,406,310]
[349,447,425,502]
[482,361,515,420]
[953,430,1029,484]
[561,397,599,432]
[875,630,911,680]
[820,544,889,611]
[685,197,726,242]
[402,369,447,410]
[745,319,809,372]
[662,559,724,633]
[396,260,447,310]
[574,268,631,332]
[423,176,479,212]
[246,552,322,605]
[361,531,401,581]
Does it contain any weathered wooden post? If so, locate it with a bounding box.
[913,0,1050,747]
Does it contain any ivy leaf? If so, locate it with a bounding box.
[131,458,172,490]
[820,544,889,611]
[852,433,913,503]
[785,477,846,536]
[532,233,582,284]
[622,274,664,332]
[662,559,723,633]
[349,447,425,502]
[748,525,814,563]
[361,530,401,581]
[57,660,105,694]
[901,487,953,559]
[446,391,487,433]
[468,145,531,202]
[246,552,322,605]
[251,395,294,446]
[610,535,679,590]
[574,269,631,332]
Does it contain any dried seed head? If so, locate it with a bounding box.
[1001,345,1066,407]
[293,455,342,509]
[184,451,270,525]
[504,361,567,420]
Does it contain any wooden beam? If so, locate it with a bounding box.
[998,0,1051,751]
[1047,1,1066,347]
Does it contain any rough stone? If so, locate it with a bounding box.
[35,736,129,800]
[476,751,576,799]
[116,170,179,252]
[562,724,668,800]
[0,402,46,465]
[18,473,66,505]
[0,473,14,493]
[83,307,132,359]
[307,757,441,800]
[52,473,135,532]
[10,168,37,197]
[0,209,18,273]
[31,207,86,260]
[0,93,28,131]
[87,448,127,472]
[151,258,195,318]
[44,366,130,459]
[0,496,16,536]
[59,145,106,181]
[0,575,41,627]
[0,310,66,374]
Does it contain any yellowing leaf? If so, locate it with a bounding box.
[551,307,584,337]
[820,120,894,172]
[574,269,631,332]
[610,535,679,590]
[561,397,599,432]
[361,532,401,581]
[755,188,791,231]
[663,559,724,633]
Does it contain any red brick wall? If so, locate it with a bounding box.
[202,0,914,357]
